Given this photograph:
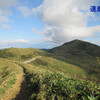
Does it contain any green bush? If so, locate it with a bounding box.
[40,72,100,100]
[21,54,33,60]
[27,72,100,100]
[0,50,15,58]
[21,55,27,59]
[33,59,48,66]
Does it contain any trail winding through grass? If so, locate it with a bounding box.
[13,56,42,100]
[0,66,24,100]
[23,56,41,64]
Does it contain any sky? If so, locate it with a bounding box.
[0,0,100,49]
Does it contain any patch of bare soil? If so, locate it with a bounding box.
[14,77,29,100]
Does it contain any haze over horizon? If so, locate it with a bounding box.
[0,0,100,49]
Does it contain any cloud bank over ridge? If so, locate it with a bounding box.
[31,0,100,44]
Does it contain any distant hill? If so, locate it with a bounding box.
[40,49,49,51]
[49,39,100,57]
[0,48,47,61]
[48,39,100,81]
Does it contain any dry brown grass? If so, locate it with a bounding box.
[1,72,24,100]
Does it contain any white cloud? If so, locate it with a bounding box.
[32,28,37,33]
[2,24,11,30]
[32,0,100,44]
[0,0,18,23]
[0,10,10,23]
[90,40,100,46]
[18,6,33,17]
[0,0,18,9]
[0,39,29,45]
[18,6,37,17]
[96,41,100,45]
[48,45,51,48]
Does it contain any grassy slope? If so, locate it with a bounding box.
[0,48,88,79]
[0,46,99,81]
[0,58,23,99]
[48,40,100,81]
[0,48,100,99]
[0,48,47,61]
[15,62,100,100]
[29,57,87,78]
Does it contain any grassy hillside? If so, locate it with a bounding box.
[0,58,23,100]
[0,48,88,79]
[48,39,100,82]
[0,46,100,99]
[14,62,100,100]
[0,48,47,61]
[0,46,99,81]
[29,57,87,79]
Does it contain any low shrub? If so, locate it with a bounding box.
[27,71,100,100]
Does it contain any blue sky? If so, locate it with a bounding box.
[0,0,100,49]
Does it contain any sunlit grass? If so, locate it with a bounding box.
[0,58,22,98]
[29,57,87,78]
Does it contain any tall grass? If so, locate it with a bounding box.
[0,58,22,99]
